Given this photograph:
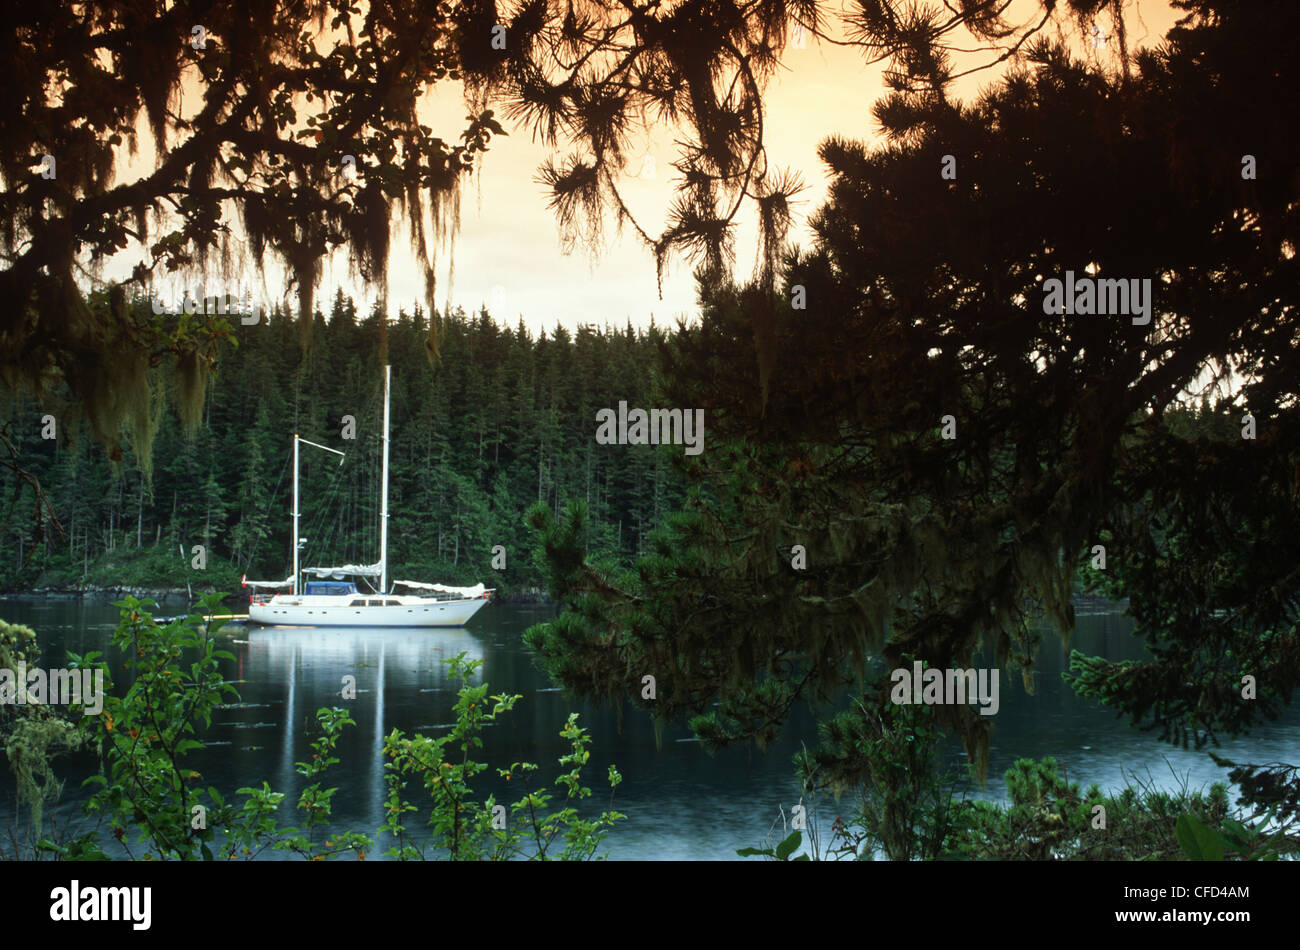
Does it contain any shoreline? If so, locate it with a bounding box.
[5,583,1115,609]
[1,584,555,605]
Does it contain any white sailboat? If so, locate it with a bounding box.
[245,365,493,627]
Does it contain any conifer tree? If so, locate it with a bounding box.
[524,0,1299,803]
[2,0,1087,537]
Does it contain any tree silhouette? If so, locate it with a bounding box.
[2,1,1099,475]
[525,0,1299,792]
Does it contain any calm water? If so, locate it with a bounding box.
[2,596,1297,859]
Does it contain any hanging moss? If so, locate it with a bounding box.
[5,714,82,840]
[0,619,85,841]
[124,364,162,486]
[174,347,209,434]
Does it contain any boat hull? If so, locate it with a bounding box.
[248,596,489,627]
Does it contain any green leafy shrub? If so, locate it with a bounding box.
[380,652,624,860]
[74,593,260,859]
[42,597,621,860]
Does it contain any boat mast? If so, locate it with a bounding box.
[292,433,299,597]
[379,364,391,595]
[291,435,344,598]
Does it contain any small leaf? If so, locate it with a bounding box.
[775,830,802,861]
[1175,814,1224,861]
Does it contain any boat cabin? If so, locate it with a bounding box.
[303,581,359,596]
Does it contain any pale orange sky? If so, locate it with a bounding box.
[103,1,1179,336]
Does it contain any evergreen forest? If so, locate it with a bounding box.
[0,291,682,597]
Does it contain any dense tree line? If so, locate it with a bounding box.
[0,292,682,596]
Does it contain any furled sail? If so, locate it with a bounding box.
[303,563,382,578]
[393,580,487,598]
[243,576,293,589]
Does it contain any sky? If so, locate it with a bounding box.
[408,29,884,335]
[104,1,1179,337]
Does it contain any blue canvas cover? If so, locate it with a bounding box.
[303,581,359,596]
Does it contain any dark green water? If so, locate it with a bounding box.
[2,596,1297,859]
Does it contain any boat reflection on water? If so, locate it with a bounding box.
[240,625,487,820]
